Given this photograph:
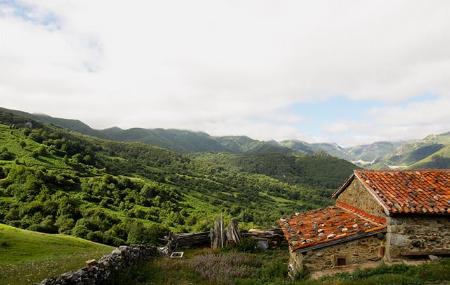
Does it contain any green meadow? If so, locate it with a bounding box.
[0,223,112,285]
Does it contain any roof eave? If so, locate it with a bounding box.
[331,173,355,199]
[292,227,387,253]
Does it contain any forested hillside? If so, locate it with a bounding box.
[0,108,356,246]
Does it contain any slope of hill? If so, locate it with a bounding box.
[378,132,450,169]
[214,136,265,153]
[0,108,356,249]
[0,107,107,139]
[16,109,289,154]
[0,223,112,285]
[346,141,404,164]
[279,140,315,155]
[280,140,351,160]
[194,152,356,191]
[101,127,228,153]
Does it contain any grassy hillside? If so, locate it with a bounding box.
[0,108,356,248]
[0,223,112,285]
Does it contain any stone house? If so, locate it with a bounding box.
[279,169,450,277]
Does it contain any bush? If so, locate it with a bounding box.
[258,258,287,280]
[0,148,15,160]
[28,216,58,234]
[0,167,6,179]
[235,238,258,253]
[127,222,168,245]
[87,231,104,243]
[71,219,90,238]
[55,215,75,234]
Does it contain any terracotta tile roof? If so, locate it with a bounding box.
[279,204,386,252]
[354,169,450,215]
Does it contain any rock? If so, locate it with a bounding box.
[390,233,409,246]
[111,248,121,255]
[411,239,424,248]
[256,240,269,250]
[429,255,439,261]
[86,259,97,268]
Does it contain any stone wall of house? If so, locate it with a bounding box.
[336,179,386,218]
[385,216,450,262]
[37,245,157,285]
[289,235,385,275]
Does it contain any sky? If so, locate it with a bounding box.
[1,0,450,146]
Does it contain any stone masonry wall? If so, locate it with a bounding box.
[336,179,386,218]
[290,235,385,274]
[37,245,157,285]
[386,216,450,262]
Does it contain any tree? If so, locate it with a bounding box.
[0,148,15,160]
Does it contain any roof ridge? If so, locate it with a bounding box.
[354,170,450,215]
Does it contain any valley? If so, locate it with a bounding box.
[0,107,449,284]
[0,107,355,246]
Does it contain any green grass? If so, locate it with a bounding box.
[110,248,450,285]
[0,223,113,285]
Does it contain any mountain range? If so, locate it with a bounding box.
[1,107,449,169]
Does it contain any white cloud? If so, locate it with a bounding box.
[1,0,450,144]
[321,96,450,146]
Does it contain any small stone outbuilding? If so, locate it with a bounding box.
[280,169,450,277]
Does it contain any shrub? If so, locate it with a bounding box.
[71,219,90,238]
[55,215,75,234]
[126,222,168,245]
[258,258,287,280]
[0,167,5,179]
[0,148,15,160]
[87,231,105,243]
[235,238,258,253]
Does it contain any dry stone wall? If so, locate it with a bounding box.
[386,216,450,261]
[36,245,157,285]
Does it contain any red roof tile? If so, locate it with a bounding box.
[279,204,386,252]
[353,169,450,215]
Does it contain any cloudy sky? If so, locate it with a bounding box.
[1,0,450,146]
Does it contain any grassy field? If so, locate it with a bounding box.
[110,247,450,285]
[0,224,113,285]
